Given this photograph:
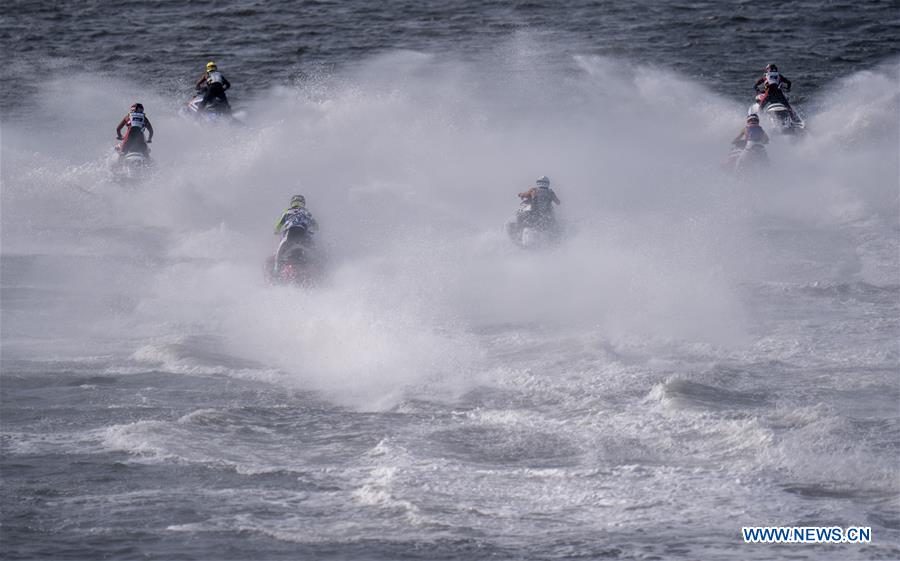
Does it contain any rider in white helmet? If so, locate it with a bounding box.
[732,114,770,148]
[517,175,561,228]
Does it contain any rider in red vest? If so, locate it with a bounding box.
[754,64,798,121]
[115,103,154,156]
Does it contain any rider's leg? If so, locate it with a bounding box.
[786,103,799,121]
[202,83,226,109]
[273,235,289,274]
[116,128,131,155]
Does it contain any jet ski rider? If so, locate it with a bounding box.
[732,114,770,148]
[754,63,798,121]
[517,175,561,229]
[273,195,318,275]
[196,61,231,112]
[115,103,153,157]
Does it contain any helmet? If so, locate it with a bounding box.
[765,63,778,72]
[747,114,759,124]
[206,61,217,71]
[130,102,144,112]
[536,175,550,188]
[290,195,306,208]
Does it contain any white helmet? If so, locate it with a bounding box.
[536,175,550,188]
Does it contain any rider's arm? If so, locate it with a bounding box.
[761,129,770,143]
[551,190,560,205]
[780,75,792,90]
[274,212,287,234]
[144,117,154,141]
[732,128,746,144]
[518,187,535,199]
[115,116,128,138]
[222,75,231,90]
[195,74,208,89]
[754,76,766,90]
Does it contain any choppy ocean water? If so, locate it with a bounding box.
[2,1,899,559]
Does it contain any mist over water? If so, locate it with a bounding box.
[2,32,899,560]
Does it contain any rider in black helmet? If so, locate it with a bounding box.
[115,102,154,157]
[754,63,798,120]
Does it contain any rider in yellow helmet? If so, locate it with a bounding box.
[195,61,232,112]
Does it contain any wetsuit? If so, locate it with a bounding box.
[517,186,560,228]
[196,70,231,111]
[274,206,318,272]
[755,71,797,118]
[115,111,153,156]
[759,82,792,108]
[732,123,769,148]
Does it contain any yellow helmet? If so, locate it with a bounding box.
[206,61,217,71]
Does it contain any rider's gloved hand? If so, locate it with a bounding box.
[147,139,152,143]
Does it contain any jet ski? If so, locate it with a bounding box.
[111,146,153,183]
[749,86,805,135]
[264,241,325,287]
[505,201,561,249]
[182,92,233,123]
[726,139,769,176]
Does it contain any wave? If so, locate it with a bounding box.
[2,50,897,407]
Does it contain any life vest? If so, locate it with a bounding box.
[128,111,145,129]
[745,124,765,142]
[207,71,225,85]
[282,208,314,232]
[531,187,554,214]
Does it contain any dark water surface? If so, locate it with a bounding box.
[2,0,899,116]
